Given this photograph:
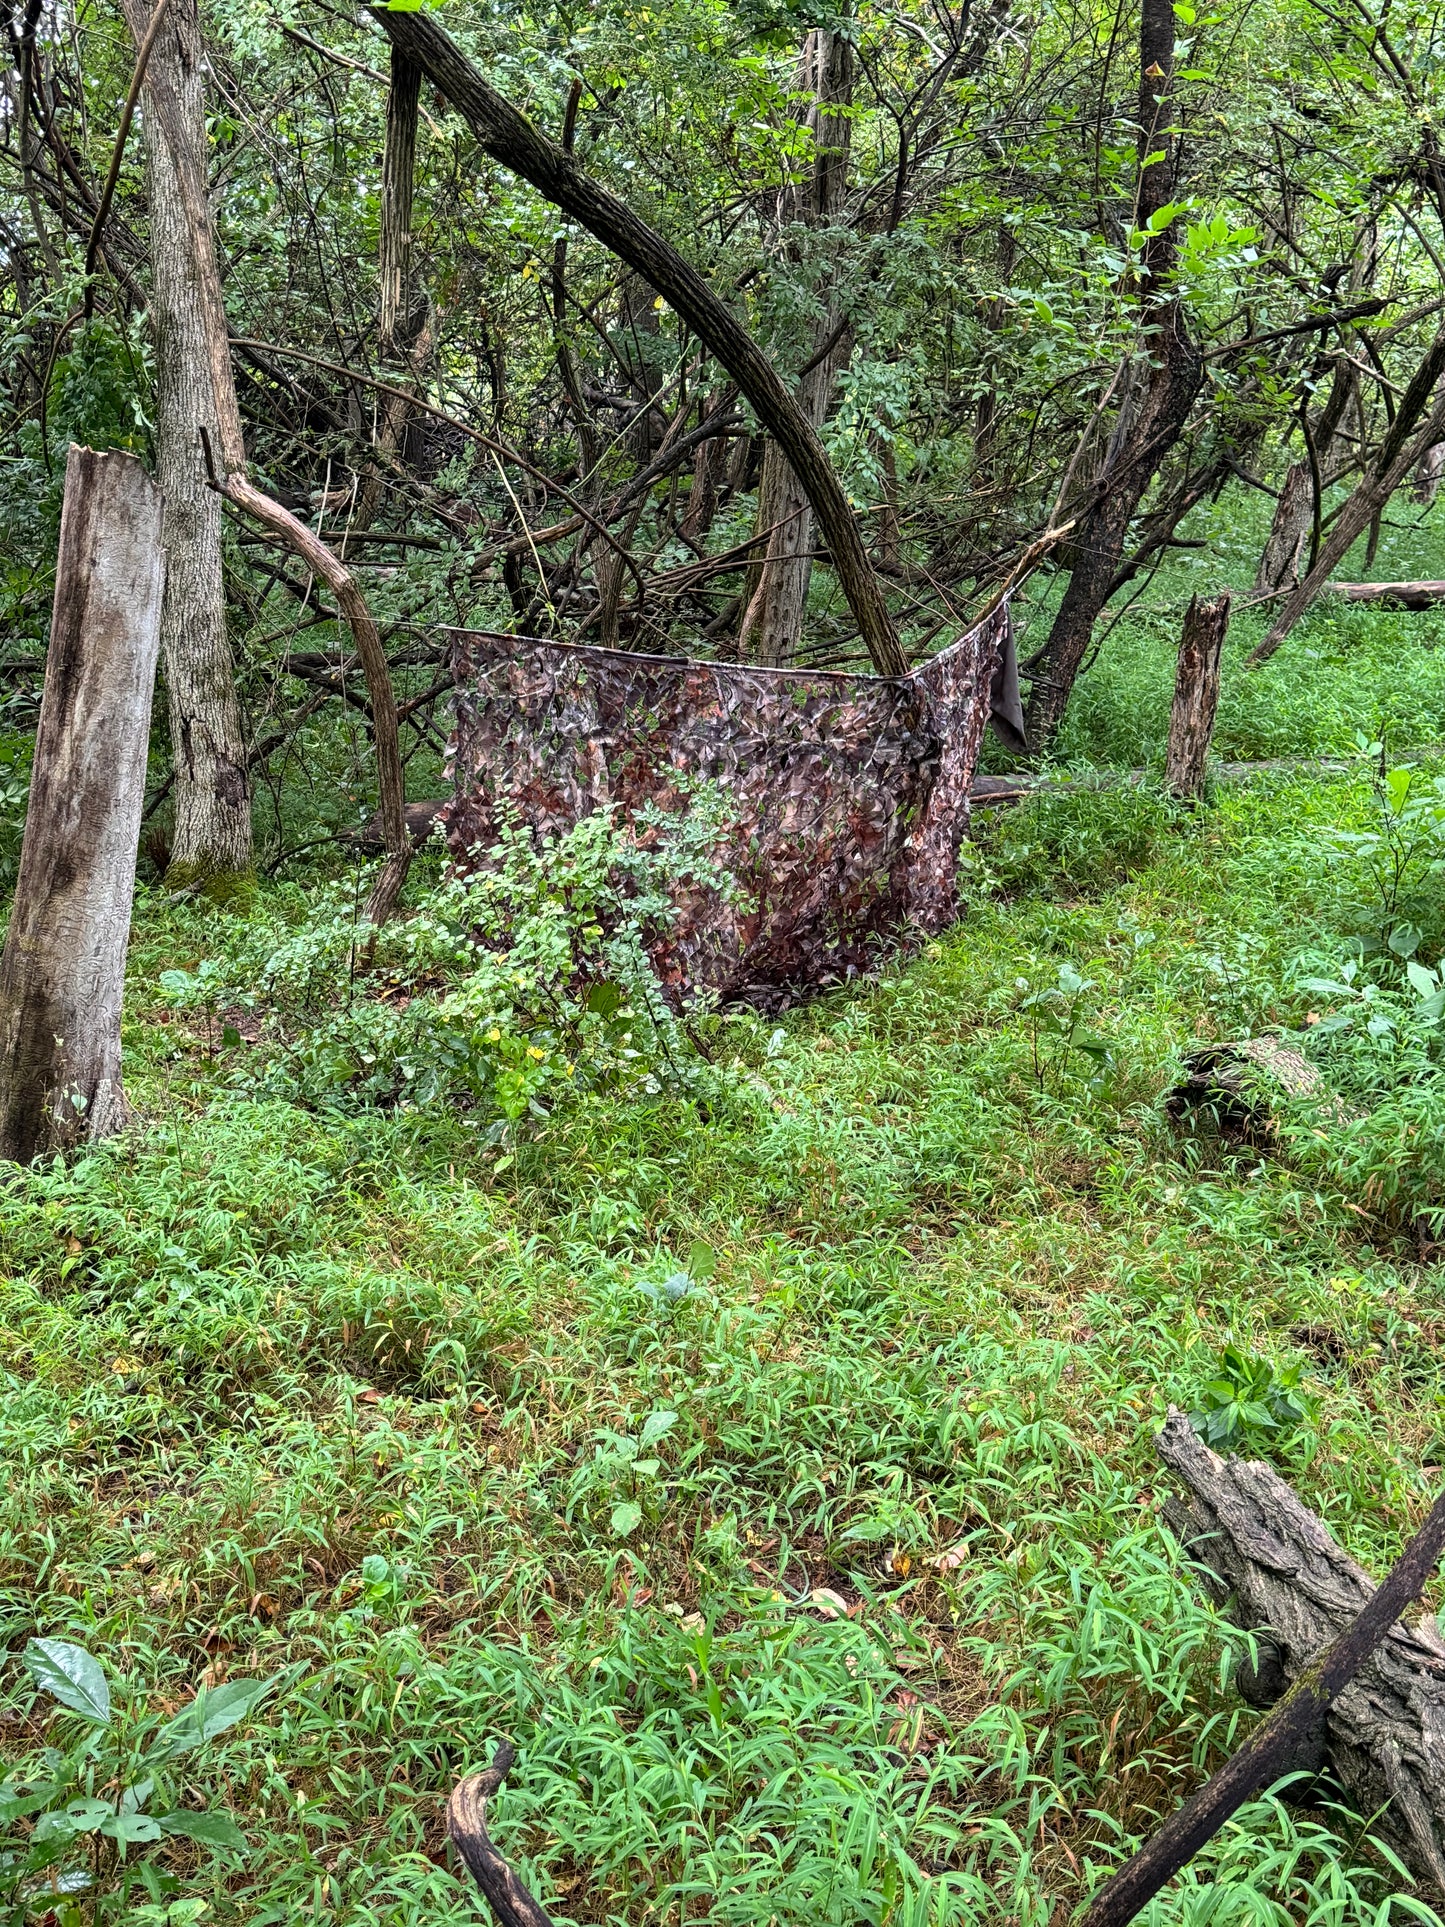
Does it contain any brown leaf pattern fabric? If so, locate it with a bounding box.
[442,603,1009,1005]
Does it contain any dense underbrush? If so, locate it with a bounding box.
[4,718,1445,1922]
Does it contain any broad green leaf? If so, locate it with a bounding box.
[610,1501,642,1537]
[639,1409,678,1449]
[157,1810,248,1850]
[156,1675,278,1759]
[100,1811,164,1844]
[34,1798,113,1840]
[24,1640,111,1724]
[687,1240,716,1281]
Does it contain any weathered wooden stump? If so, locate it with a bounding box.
[1166,591,1231,803]
[0,445,165,1164]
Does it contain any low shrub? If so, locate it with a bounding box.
[973,781,1178,898]
[157,795,737,1136]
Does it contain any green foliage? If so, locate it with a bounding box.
[1010,959,1116,1094]
[157,797,737,1133]
[1325,748,1445,966]
[976,783,1177,897]
[2,1639,276,1921]
[1188,1346,1317,1454]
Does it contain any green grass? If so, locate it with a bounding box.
[5,668,1445,1921]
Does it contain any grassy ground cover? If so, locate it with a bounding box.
[5,615,1445,1925]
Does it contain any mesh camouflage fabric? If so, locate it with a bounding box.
[442,603,1011,1006]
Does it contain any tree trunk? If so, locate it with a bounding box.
[372,4,907,677]
[739,29,853,668]
[1165,591,1229,801]
[1414,440,1445,505]
[1252,461,1313,596]
[1021,0,1202,754]
[355,45,425,533]
[0,446,164,1164]
[1253,353,1359,598]
[681,389,726,540]
[123,0,410,924]
[140,0,250,894]
[1250,333,1445,663]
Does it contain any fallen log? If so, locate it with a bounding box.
[447,1743,555,1927]
[1082,1411,1445,1925]
[1166,1035,1330,1145]
[1328,580,1445,609]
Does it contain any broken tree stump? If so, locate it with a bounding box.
[0,445,165,1164]
[1152,1410,1445,1892]
[1165,591,1231,803]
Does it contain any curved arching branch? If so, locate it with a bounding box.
[446,1744,556,1927]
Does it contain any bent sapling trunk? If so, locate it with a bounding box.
[0,445,165,1164]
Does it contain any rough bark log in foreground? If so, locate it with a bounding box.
[369,5,907,678]
[447,1744,556,1927]
[444,604,1015,1007]
[0,446,164,1164]
[1083,1410,1445,1926]
[1165,591,1230,802]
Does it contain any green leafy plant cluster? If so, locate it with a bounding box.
[1327,748,1445,967]
[975,783,1178,898]
[158,795,741,1137]
[2,1640,275,1924]
[1188,1346,1318,1454]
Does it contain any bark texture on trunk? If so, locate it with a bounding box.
[140,0,250,891]
[123,0,411,923]
[0,446,165,1164]
[371,4,906,676]
[1414,440,1445,505]
[1165,590,1230,801]
[1252,357,1357,597]
[356,47,427,533]
[1021,0,1202,754]
[739,29,853,667]
[1155,1408,1445,1894]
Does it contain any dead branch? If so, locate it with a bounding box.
[446,1744,556,1927]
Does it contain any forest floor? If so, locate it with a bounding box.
[6,586,1445,1925]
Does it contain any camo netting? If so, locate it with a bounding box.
[442,603,1014,1005]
